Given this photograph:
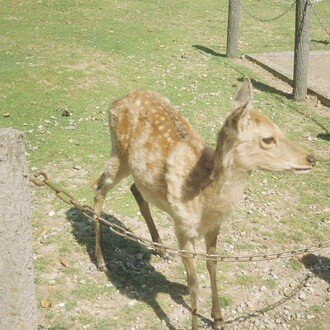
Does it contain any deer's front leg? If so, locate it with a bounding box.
[205,228,224,329]
[179,237,199,330]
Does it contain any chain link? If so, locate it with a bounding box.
[240,0,295,23]
[240,0,329,41]
[31,172,330,263]
[309,0,330,41]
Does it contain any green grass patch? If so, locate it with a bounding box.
[233,275,256,287]
[309,305,323,314]
[2,0,329,329]
[288,258,303,271]
[72,281,115,300]
[219,295,232,308]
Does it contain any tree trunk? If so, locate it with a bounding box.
[293,0,311,102]
[0,128,38,330]
[227,0,241,58]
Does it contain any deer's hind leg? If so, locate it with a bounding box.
[93,155,129,271]
[130,183,169,259]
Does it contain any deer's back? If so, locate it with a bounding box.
[109,91,207,218]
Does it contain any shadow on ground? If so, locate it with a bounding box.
[65,207,317,328]
[225,272,311,325]
[192,45,292,100]
[192,45,226,58]
[317,133,330,142]
[237,76,291,99]
[66,207,190,329]
[300,253,330,284]
[311,39,329,45]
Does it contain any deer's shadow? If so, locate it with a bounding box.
[66,207,191,329]
[301,254,330,284]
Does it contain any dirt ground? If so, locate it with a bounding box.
[32,64,329,330]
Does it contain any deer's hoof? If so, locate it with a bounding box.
[213,319,224,330]
[157,249,174,261]
[97,263,108,272]
[162,252,175,261]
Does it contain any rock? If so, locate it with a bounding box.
[48,211,55,217]
[40,299,51,308]
[59,257,69,268]
[73,164,82,170]
[260,285,267,292]
[3,112,10,117]
[62,109,71,116]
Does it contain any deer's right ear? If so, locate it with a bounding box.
[229,77,253,134]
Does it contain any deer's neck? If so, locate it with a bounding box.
[210,130,250,205]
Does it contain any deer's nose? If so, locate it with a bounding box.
[307,154,316,166]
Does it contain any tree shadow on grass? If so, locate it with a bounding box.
[311,39,329,45]
[236,76,292,99]
[316,133,330,141]
[192,45,226,58]
[65,207,212,329]
[236,77,329,136]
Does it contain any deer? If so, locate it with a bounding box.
[93,77,316,329]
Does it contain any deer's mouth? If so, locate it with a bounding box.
[292,167,312,174]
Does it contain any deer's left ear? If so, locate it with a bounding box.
[230,77,252,134]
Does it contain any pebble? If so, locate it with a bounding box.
[260,285,267,292]
[62,109,71,116]
[48,211,55,217]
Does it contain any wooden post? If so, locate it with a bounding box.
[293,0,311,102]
[0,129,38,329]
[227,0,241,58]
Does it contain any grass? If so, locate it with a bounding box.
[219,295,233,308]
[1,0,329,329]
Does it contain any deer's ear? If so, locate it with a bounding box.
[230,77,252,134]
[233,77,252,108]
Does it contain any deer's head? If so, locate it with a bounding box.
[222,77,316,174]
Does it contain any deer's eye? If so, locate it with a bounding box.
[262,137,275,145]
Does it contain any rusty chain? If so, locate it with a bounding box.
[309,0,330,41]
[240,0,295,23]
[30,172,330,263]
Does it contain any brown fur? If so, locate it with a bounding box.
[93,78,315,329]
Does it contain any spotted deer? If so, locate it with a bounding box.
[93,78,315,329]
